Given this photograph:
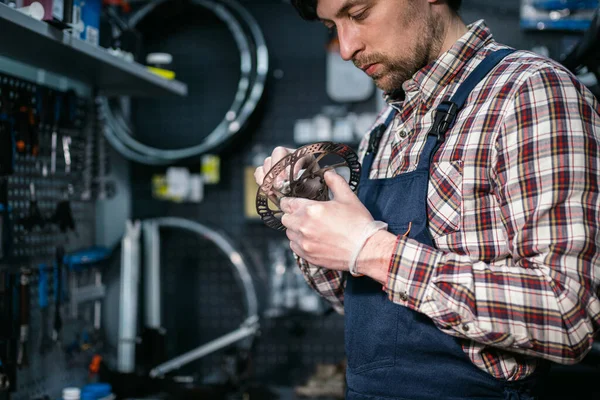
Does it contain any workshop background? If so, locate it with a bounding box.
[0,0,598,399]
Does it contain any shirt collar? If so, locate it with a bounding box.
[384,19,494,106]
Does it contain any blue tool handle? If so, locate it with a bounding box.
[53,94,62,126]
[38,264,48,309]
[64,246,111,271]
[53,262,65,303]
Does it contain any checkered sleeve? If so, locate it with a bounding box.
[294,255,346,314]
[289,110,386,316]
[385,67,600,364]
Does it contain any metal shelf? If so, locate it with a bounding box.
[0,3,188,97]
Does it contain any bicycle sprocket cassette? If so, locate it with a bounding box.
[256,142,361,231]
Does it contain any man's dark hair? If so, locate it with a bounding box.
[291,0,462,21]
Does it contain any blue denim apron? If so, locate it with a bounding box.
[345,49,547,400]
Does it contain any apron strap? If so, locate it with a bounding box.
[417,48,515,170]
[362,108,398,174]
[367,108,397,155]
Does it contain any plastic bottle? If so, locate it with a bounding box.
[62,387,81,400]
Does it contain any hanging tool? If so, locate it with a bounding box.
[53,246,65,344]
[13,91,38,157]
[29,99,40,158]
[0,271,10,392]
[0,118,14,176]
[50,131,57,176]
[20,182,46,232]
[0,359,9,391]
[38,264,52,355]
[61,89,80,130]
[0,270,16,392]
[50,93,62,176]
[65,247,110,341]
[50,188,76,234]
[88,354,102,383]
[17,268,30,368]
[0,82,16,178]
[80,101,94,202]
[65,247,111,270]
[14,109,28,155]
[35,87,50,129]
[0,179,11,262]
[0,80,13,116]
[36,87,52,176]
[62,135,72,174]
[60,90,78,176]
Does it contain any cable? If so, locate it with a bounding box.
[146,216,259,332]
[98,0,269,164]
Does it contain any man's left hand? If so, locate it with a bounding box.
[280,170,376,271]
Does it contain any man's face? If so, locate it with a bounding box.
[317,0,445,93]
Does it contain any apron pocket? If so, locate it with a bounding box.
[345,276,401,373]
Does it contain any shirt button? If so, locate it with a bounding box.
[399,292,408,301]
[398,130,407,138]
[462,324,470,332]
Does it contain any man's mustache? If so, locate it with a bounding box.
[353,55,385,69]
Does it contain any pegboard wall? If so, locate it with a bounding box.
[127,1,355,389]
[160,231,247,378]
[0,70,101,400]
[158,230,340,384]
[122,0,593,394]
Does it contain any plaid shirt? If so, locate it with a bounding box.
[297,20,600,380]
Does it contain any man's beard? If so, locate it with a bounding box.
[354,11,445,93]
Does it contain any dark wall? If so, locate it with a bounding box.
[128,0,357,386]
[122,0,594,390]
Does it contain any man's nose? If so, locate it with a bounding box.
[337,25,363,61]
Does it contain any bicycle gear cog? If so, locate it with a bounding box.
[256,142,361,231]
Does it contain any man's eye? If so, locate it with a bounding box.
[349,9,368,21]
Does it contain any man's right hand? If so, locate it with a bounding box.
[253,146,295,188]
